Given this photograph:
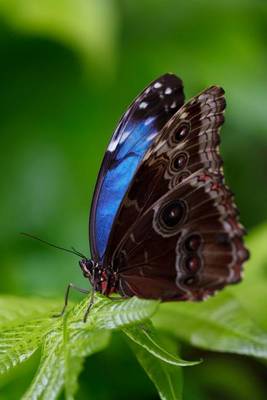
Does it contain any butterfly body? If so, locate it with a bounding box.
[83,74,249,303]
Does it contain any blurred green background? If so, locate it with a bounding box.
[1,0,267,399]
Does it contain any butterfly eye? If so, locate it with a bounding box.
[184,234,202,252]
[174,121,190,142]
[159,200,186,228]
[172,153,188,170]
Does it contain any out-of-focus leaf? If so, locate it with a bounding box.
[123,321,199,367]
[128,340,183,400]
[153,291,267,358]
[230,223,267,330]
[0,0,118,71]
[186,355,267,400]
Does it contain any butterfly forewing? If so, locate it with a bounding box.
[89,74,185,261]
[103,83,249,300]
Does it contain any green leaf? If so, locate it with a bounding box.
[0,296,63,377]
[22,321,110,400]
[128,340,183,400]
[0,317,57,376]
[0,296,62,328]
[64,329,110,399]
[21,327,64,400]
[0,294,161,398]
[70,294,160,330]
[123,320,199,367]
[153,291,267,358]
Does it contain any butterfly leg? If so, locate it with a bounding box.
[83,285,96,323]
[53,283,89,318]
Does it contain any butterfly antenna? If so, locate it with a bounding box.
[20,232,87,259]
[71,246,87,259]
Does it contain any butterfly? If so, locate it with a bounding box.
[75,73,249,318]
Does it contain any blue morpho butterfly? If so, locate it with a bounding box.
[50,73,249,321]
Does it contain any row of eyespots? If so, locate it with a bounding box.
[172,121,200,285]
[181,234,202,286]
[169,121,191,183]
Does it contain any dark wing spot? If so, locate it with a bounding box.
[174,121,190,142]
[172,153,188,170]
[184,234,202,252]
[159,200,186,228]
[185,256,201,273]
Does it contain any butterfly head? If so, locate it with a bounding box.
[79,258,117,295]
[79,258,93,276]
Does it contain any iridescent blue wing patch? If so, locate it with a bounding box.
[89,74,185,261]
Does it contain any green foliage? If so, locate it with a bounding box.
[0,297,62,376]
[0,294,191,399]
[153,291,267,357]
[128,340,183,400]
[123,321,199,366]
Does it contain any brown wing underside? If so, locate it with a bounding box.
[104,85,249,300]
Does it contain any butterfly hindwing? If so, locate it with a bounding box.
[103,85,249,300]
[89,74,185,261]
[110,170,248,300]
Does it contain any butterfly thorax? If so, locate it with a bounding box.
[79,259,118,295]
